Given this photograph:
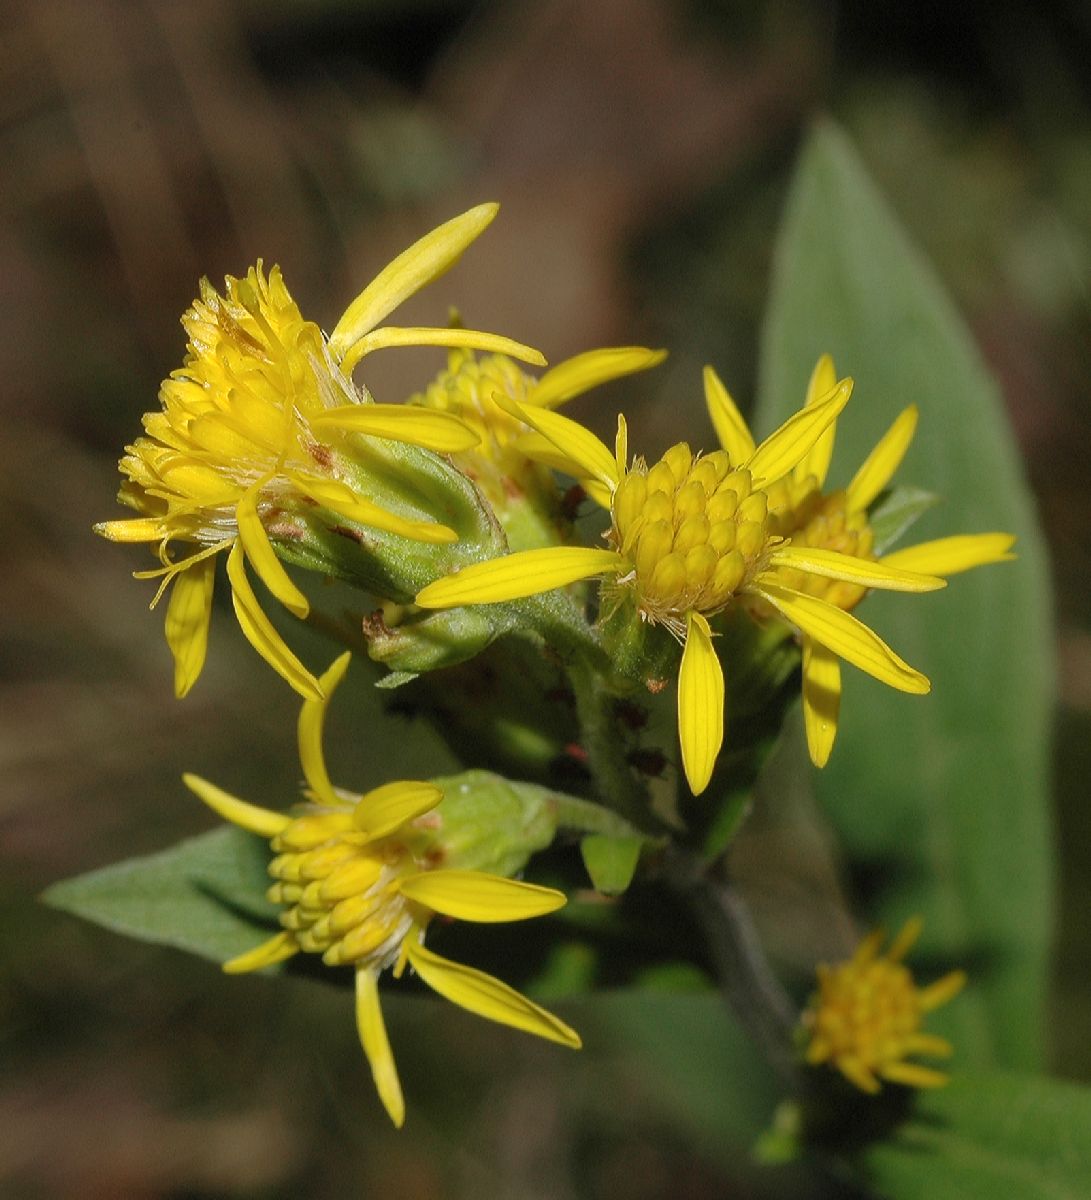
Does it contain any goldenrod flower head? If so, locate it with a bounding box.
[413,374,951,796]
[411,345,666,546]
[96,205,546,700]
[609,449,771,631]
[184,653,579,1128]
[802,918,966,1094]
[730,354,1016,767]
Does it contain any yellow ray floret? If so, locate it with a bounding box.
[96,206,536,697]
[411,344,665,489]
[415,372,947,796]
[802,918,966,1094]
[712,355,1015,769]
[184,653,578,1127]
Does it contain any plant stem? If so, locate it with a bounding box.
[567,653,653,831]
[669,851,800,1084]
[551,791,647,839]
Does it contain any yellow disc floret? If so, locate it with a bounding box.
[265,801,428,969]
[610,446,773,631]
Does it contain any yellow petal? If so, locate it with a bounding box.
[903,1033,954,1058]
[330,203,498,361]
[355,966,406,1128]
[226,541,324,700]
[852,928,886,966]
[223,931,299,975]
[886,916,923,962]
[510,434,614,510]
[311,404,481,452]
[746,379,853,486]
[354,780,443,841]
[703,365,756,465]
[93,516,165,543]
[846,405,919,512]
[512,431,597,477]
[801,635,840,768]
[839,1056,881,1094]
[165,554,216,698]
[399,871,567,922]
[236,484,310,619]
[530,347,667,410]
[754,581,930,694]
[615,412,628,476]
[182,772,291,837]
[493,394,621,491]
[415,546,626,608]
[289,473,457,544]
[918,969,968,1013]
[766,545,945,592]
[794,354,838,485]
[878,1062,949,1089]
[678,611,725,796]
[340,326,545,375]
[881,533,1016,577]
[298,651,352,806]
[405,939,581,1048]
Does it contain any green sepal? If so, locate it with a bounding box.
[427,769,562,877]
[365,606,499,673]
[597,594,679,690]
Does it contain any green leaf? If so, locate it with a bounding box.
[857,1072,1091,1199]
[756,122,1054,1069]
[580,834,643,894]
[868,486,940,555]
[42,827,277,965]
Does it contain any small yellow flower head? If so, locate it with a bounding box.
[802,918,966,1094]
[610,447,771,633]
[765,487,873,612]
[184,652,579,1128]
[415,370,943,796]
[412,345,666,549]
[752,355,1016,766]
[414,348,539,461]
[96,206,546,699]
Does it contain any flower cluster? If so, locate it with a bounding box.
[416,362,1011,794]
[93,202,1004,1127]
[96,205,541,698]
[186,651,579,1127]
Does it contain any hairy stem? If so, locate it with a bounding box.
[567,654,653,830]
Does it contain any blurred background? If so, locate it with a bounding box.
[2,0,1089,1195]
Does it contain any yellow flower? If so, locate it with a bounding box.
[415,377,945,796]
[713,354,1015,767]
[802,918,966,1094]
[184,652,579,1128]
[96,205,545,700]
[411,344,666,548]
